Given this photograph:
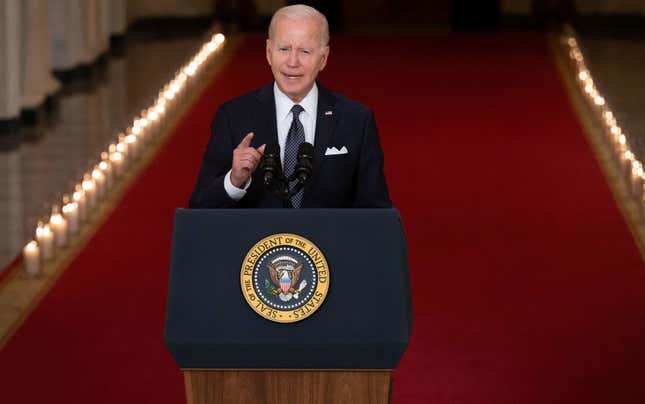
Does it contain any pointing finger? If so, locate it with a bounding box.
[237,132,254,149]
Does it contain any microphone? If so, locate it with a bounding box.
[295,142,314,183]
[260,143,281,187]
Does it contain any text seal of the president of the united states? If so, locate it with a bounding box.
[241,233,330,323]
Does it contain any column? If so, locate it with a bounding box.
[49,0,92,71]
[0,0,21,121]
[21,0,61,110]
[110,0,127,36]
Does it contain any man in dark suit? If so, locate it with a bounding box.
[189,4,391,209]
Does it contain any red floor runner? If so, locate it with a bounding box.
[1,34,644,403]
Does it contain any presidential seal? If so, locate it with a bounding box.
[240,233,330,323]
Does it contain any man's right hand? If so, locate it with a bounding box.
[231,132,266,188]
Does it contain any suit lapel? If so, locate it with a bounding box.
[253,84,279,148]
[302,84,337,207]
[313,84,337,176]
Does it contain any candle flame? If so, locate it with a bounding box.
[50,213,64,225]
[62,203,78,213]
[110,152,123,163]
[92,169,104,180]
[82,179,95,191]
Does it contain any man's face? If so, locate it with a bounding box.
[266,16,329,103]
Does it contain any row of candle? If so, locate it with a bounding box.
[562,30,645,210]
[22,32,227,277]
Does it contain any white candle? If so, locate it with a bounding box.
[617,135,627,159]
[155,100,166,117]
[73,187,87,222]
[110,152,124,178]
[22,241,40,276]
[631,163,643,200]
[50,212,68,247]
[163,85,176,102]
[641,179,645,215]
[92,168,106,199]
[126,133,139,158]
[82,174,97,208]
[116,141,128,167]
[139,110,149,126]
[619,145,630,170]
[99,160,112,190]
[611,128,623,156]
[155,99,166,129]
[63,202,79,234]
[135,112,149,142]
[146,108,159,139]
[185,63,197,77]
[36,223,54,260]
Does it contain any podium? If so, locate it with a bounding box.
[165,209,411,404]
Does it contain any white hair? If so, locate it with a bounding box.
[268,4,330,47]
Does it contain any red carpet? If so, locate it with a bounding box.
[1,34,644,403]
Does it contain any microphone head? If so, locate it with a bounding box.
[297,142,314,157]
[265,142,280,157]
[295,142,314,183]
[261,142,282,187]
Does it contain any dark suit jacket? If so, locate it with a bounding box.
[189,83,391,208]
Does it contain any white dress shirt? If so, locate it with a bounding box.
[224,83,319,201]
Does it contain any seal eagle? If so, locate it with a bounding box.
[268,261,302,294]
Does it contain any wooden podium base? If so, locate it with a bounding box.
[184,369,392,404]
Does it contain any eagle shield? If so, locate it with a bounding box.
[268,256,303,301]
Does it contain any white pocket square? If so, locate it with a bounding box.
[324,146,348,156]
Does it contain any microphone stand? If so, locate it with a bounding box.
[265,174,308,208]
[261,142,313,208]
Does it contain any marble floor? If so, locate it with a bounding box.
[0,28,205,271]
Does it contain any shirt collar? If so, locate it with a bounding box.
[274,82,318,121]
